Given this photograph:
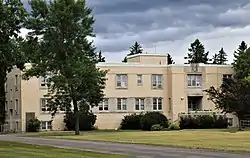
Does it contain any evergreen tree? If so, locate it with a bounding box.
[185,39,209,64]
[122,57,127,63]
[0,0,27,125]
[167,54,175,65]
[23,0,107,135]
[212,48,227,64]
[128,41,143,56]
[98,50,105,62]
[234,41,247,60]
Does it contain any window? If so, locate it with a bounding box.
[15,99,18,114]
[153,98,162,110]
[117,98,127,110]
[15,75,18,86]
[152,74,163,88]
[135,98,145,110]
[223,74,232,79]
[187,74,202,87]
[41,98,50,112]
[5,101,8,112]
[40,121,52,130]
[16,121,19,130]
[99,98,109,111]
[137,74,143,86]
[116,74,128,88]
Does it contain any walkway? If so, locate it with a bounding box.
[0,134,249,158]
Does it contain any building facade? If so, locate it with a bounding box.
[4,53,236,132]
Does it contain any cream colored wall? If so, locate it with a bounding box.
[5,68,22,131]
[20,74,65,132]
[127,54,167,65]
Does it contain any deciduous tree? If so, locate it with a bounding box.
[23,0,107,135]
[0,0,27,125]
[184,39,209,64]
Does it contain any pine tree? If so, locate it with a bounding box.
[212,48,227,64]
[122,57,127,63]
[24,0,107,135]
[98,50,105,62]
[184,39,209,64]
[167,54,175,65]
[128,41,143,56]
[234,41,247,60]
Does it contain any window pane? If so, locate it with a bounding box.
[117,99,121,110]
[153,98,157,110]
[141,99,145,110]
[158,98,162,110]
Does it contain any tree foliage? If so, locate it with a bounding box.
[122,57,127,63]
[212,48,227,65]
[167,54,175,65]
[23,0,107,135]
[98,50,105,62]
[128,41,143,56]
[204,77,250,129]
[185,39,209,64]
[0,0,27,124]
[233,41,247,62]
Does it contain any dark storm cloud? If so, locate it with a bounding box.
[22,0,250,53]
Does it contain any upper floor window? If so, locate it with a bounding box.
[223,74,232,79]
[152,74,163,89]
[137,74,143,86]
[153,98,162,111]
[135,98,145,110]
[99,98,109,111]
[117,98,127,110]
[40,76,48,87]
[116,74,128,88]
[187,74,202,87]
[41,98,51,112]
[15,75,18,86]
[15,99,19,114]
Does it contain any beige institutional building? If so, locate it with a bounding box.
[4,53,237,132]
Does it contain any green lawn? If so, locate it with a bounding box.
[27,129,250,152]
[0,141,133,158]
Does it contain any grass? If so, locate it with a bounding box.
[0,141,133,158]
[26,129,250,152]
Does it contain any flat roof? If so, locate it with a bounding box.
[126,53,168,59]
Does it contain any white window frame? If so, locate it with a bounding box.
[99,98,109,111]
[223,74,232,79]
[137,74,143,86]
[135,98,145,111]
[116,74,128,88]
[117,98,127,111]
[40,121,52,130]
[15,74,18,86]
[40,98,51,112]
[187,74,202,87]
[14,99,19,114]
[152,74,163,89]
[153,98,163,111]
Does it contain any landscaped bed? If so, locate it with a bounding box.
[0,141,133,158]
[26,129,250,152]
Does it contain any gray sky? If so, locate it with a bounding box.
[21,0,250,64]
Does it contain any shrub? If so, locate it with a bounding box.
[179,115,229,129]
[151,124,164,131]
[168,123,180,130]
[27,118,41,132]
[140,112,168,131]
[64,111,97,131]
[120,113,143,130]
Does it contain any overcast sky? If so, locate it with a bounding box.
[21,0,250,64]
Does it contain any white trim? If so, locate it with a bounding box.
[126,53,167,59]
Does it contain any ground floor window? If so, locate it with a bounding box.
[40,121,52,130]
[188,96,202,111]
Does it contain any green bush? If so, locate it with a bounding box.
[140,112,168,131]
[179,115,229,129]
[168,123,180,130]
[27,118,41,132]
[151,124,164,131]
[120,113,143,130]
[64,111,97,131]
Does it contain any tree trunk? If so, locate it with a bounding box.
[0,71,6,125]
[73,98,80,135]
